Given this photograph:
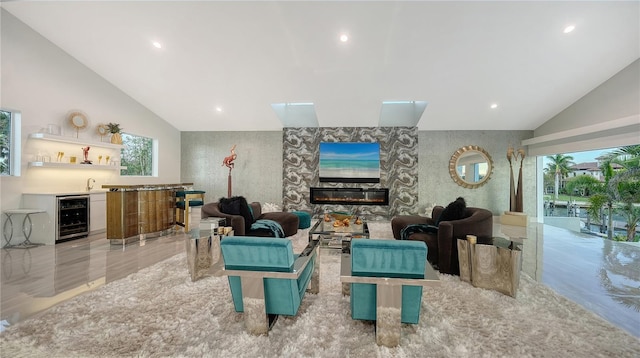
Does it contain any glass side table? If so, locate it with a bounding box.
[185,218,226,281]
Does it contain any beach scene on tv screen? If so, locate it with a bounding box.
[319,142,380,180]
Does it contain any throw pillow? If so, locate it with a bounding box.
[218,196,254,233]
[436,197,467,225]
[262,202,281,213]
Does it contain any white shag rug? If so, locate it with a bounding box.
[1,223,639,358]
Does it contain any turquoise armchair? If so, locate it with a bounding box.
[219,236,319,334]
[340,239,440,347]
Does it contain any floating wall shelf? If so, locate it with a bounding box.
[28,162,127,170]
[29,132,123,149]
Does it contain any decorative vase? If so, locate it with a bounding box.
[110,133,122,144]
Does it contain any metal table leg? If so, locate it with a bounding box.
[19,213,43,248]
[2,210,45,249]
[3,213,15,248]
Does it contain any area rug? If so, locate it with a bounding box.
[1,224,639,357]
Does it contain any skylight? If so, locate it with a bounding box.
[379,101,428,127]
[271,102,318,127]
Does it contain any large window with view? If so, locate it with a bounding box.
[120,133,154,176]
[539,145,640,337]
[0,109,21,176]
[543,146,640,242]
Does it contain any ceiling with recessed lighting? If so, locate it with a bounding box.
[2,1,638,131]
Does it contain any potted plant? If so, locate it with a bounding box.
[106,122,123,144]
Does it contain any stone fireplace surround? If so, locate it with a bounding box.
[282,127,418,220]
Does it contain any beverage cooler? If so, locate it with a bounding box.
[57,195,90,241]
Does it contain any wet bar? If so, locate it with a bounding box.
[103,183,193,244]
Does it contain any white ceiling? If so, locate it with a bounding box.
[3,1,639,132]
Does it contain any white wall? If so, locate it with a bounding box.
[535,59,639,136]
[0,10,181,213]
[528,59,640,156]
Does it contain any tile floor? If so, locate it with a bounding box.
[540,225,640,337]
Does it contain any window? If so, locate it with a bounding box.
[120,132,154,176]
[0,109,21,176]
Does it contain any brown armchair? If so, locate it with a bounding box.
[391,206,493,275]
[201,201,299,237]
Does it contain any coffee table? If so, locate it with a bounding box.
[308,218,369,251]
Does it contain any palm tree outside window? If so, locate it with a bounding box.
[551,146,639,242]
[545,154,575,201]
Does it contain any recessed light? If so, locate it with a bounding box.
[152,41,162,49]
[215,107,223,113]
[339,34,349,42]
[490,103,498,109]
[563,25,575,34]
[286,102,314,106]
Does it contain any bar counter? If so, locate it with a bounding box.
[102,183,193,244]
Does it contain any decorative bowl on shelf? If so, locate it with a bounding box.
[329,211,353,221]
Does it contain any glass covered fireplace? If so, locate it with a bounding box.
[310,187,389,206]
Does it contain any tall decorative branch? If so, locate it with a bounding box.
[507,146,517,212]
[222,145,237,198]
[507,145,526,213]
[515,148,526,212]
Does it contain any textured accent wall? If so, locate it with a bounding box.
[417,130,536,216]
[181,129,536,220]
[283,127,418,220]
[181,131,283,205]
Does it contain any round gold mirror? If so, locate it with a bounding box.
[97,124,109,141]
[97,124,108,135]
[448,145,494,189]
[68,111,88,138]
[68,112,87,129]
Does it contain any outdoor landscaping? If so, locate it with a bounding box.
[544,145,640,242]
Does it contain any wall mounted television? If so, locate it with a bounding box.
[319,142,380,183]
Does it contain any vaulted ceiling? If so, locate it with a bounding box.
[4,1,638,131]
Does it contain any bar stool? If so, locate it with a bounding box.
[175,190,206,232]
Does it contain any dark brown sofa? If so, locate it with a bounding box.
[391,206,493,275]
[201,201,299,237]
